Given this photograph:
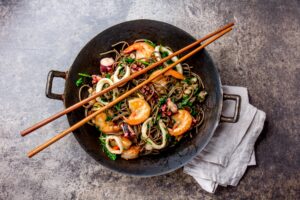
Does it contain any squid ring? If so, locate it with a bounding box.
[141,118,167,150]
[95,78,118,105]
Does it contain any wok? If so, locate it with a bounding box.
[45,19,240,176]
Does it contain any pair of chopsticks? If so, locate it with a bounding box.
[22,22,234,158]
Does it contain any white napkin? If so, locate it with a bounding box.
[183,86,266,193]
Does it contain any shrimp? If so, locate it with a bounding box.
[121,146,140,160]
[168,110,193,136]
[123,42,154,60]
[123,98,151,125]
[94,112,121,133]
[149,70,168,94]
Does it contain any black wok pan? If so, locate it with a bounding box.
[45,19,240,176]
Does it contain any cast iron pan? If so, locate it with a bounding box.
[45,19,240,176]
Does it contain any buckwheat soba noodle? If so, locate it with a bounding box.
[77,39,207,160]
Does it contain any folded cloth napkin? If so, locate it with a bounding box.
[183,86,266,193]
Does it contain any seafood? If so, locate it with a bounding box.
[141,118,167,150]
[123,42,154,60]
[105,135,124,154]
[94,112,121,133]
[95,78,118,105]
[78,39,207,160]
[124,97,151,125]
[121,146,140,160]
[154,45,183,74]
[168,110,193,136]
[112,65,131,84]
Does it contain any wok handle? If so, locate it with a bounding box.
[45,70,67,101]
[220,94,241,123]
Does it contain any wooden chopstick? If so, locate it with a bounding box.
[20,22,234,137]
[27,26,233,158]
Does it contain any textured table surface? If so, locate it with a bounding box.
[0,0,299,199]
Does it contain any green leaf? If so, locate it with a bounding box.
[114,102,122,111]
[156,113,161,121]
[191,107,197,116]
[105,74,111,79]
[161,51,169,58]
[99,135,117,161]
[183,78,191,84]
[138,60,149,66]
[125,57,135,64]
[166,60,173,65]
[158,65,164,70]
[105,115,113,121]
[78,73,92,78]
[75,77,83,87]
[158,96,167,106]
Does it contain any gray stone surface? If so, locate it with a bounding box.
[0,0,299,199]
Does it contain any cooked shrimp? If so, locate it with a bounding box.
[94,113,121,133]
[123,98,151,125]
[121,146,140,160]
[123,42,154,60]
[149,70,168,94]
[168,110,192,136]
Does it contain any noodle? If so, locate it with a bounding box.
[78,39,207,160]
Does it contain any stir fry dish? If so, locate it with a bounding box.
[76,39,207,160]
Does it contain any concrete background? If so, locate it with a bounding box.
[0,0,299,199]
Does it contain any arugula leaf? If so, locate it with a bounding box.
[178,96,193,108]
[99,135,117,161]
[114,102,122,111]
[125,57,135,64]
[105,74,111,79]
[191,106,197,116]
[158,65,164,70]
[158,96,167,106]
[183,78,191,84]
[166,60,173,65]
[156,113,161,121]
[105,115,113,121]
[76,77,83,87]
[161,51,169,58]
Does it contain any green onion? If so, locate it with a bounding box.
[75,77,83,87]
[78,73,92,78]
[138,60,149,66]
